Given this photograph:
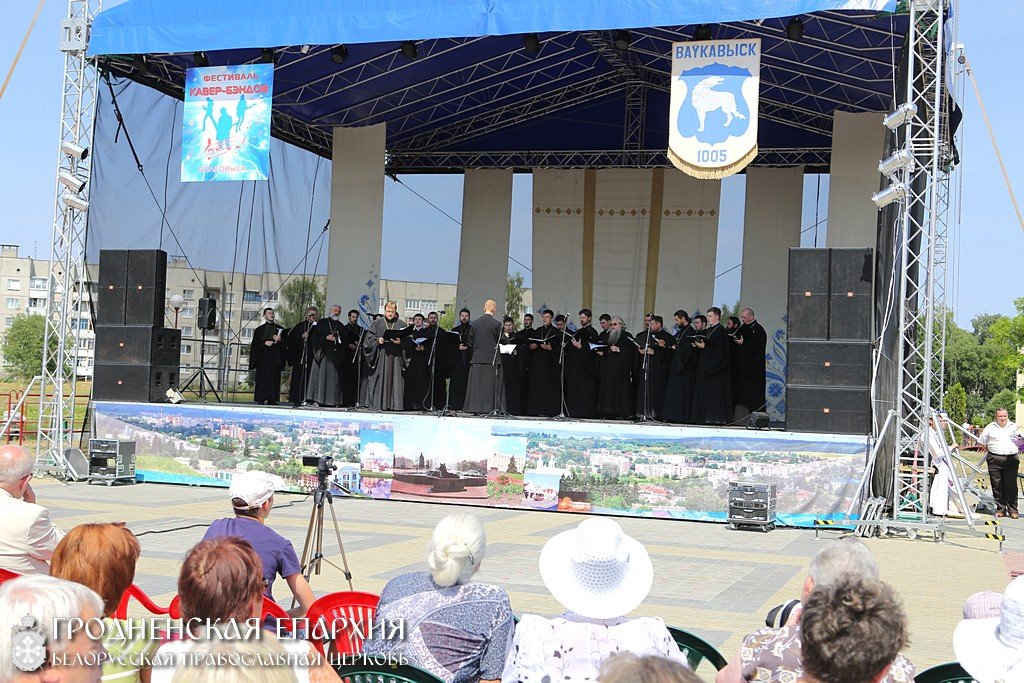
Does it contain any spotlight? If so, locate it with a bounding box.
[523,33,541,55]
[883,102,918,130]
[58,171,87,194]
[878,149,915,177]
[260,48,276,64]
[166,388,184,404]
[786,17,805,41]
[331,45,348,64]
[693,25,712,41]
[193,51,209,67]
[400,41,418,59]
[62,194,90,212]
[871,182,908,209]
[613,30,632,51]
[61,141,88,161]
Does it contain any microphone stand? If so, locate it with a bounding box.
[352,325,369,409]
[423,326,440,413]
[637,328,654,422]
[297,320,313,407]
[549,321,571,421]
[440,326,465,418]
[486,328,509,418]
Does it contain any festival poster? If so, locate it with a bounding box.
[669,39,760,179]
[182,64,273,182]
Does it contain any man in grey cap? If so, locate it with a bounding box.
[202,470,315,617]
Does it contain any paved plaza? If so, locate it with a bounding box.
[35,478,1019,678]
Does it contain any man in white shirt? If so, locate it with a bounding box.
[978,408,1020,518]
[0,445,65,574]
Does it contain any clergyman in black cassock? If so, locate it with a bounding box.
[564,310,599,418]
[518,313,535,413]
[249,308,285,405]
[363,303,409,411]
[596,316,633,420]
[403,314,431,410]
[463,301,504,414]
[447,309,473,410]
[422,312,448,410]
[305,306,345,407]
[634,316,674,420]
[500,318,524,415]
[340,310,363,407]
[726,316,743,414]
[527,311,562,417]
[662,311,699,423]
[286,307,317,407]
[692,308,733,425]
[733,308,768,419]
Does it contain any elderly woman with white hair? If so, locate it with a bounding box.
[362,513,514,683]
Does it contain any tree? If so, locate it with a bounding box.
[718,301,741,320]
[506,272,525,322]
[990,297,1024,401]
[943,382,967,431]
[438,302,456,330]
[985,389,1018,423]
[275,277,326,329]
[507,457,518,474]
[1,314,65,381]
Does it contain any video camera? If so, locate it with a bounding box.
[302,455,337,488]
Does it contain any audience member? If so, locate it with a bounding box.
[201,471,314,617]
[170,639,298,683]
[599,653,701,683]
[962,589,1002,620]
[501,518,687,683]
[800,577,909,683]
[150,537,338,683]
[363,513,513,683]
[718,538,913,683]
[0,574,106,683]
[954,575,1024,682]
[50,523,158,683]
[0,444,65,574]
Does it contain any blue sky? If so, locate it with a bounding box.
[0,4,1020,328]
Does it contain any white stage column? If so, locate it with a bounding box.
[326,124,386,319]
[655,170,721,315]
[455,169,513,314]
[532,169,586,316]
[827,111,886,248]
[740,166,803,421]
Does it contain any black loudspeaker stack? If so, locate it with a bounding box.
[94,249,180,403]
[785,248,873,435]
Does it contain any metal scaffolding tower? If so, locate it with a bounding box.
[35,0,102,475]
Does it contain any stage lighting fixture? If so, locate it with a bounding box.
[193,51,209,67]
[883,102,918,130]
[872,182,908,209]
[786,17,805,41]
[694,25,712,41]
[62,194,90,212]
[523,33,541,55]
[58,170,86,194]
[61,141,88,161]
[878,149,915,177]
[260,48,276,64]
[613,30,632,51]
[401,41,418,59]
[166,388,184,404]
[331,45,348,64]
[132,55,148,74]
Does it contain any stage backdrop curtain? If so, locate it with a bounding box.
[532,169,585,317]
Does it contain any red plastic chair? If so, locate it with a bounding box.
[0,568,21,585]
[114,584,172,619]
[305,591,380,656]
[169,594,293,627]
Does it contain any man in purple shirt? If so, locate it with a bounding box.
[202,470,315,617]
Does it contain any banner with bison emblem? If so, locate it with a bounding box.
[669,39,761,179]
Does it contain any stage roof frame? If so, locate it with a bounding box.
[89,0,906,172]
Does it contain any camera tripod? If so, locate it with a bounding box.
[297,482,354,593]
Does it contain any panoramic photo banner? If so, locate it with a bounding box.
[182,64,273,182]
[93,402,869,527]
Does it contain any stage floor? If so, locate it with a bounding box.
[93,400,871,527]
[37,479,1015,676]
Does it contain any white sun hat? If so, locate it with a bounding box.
[229,470,282,509]
[538,517,653,620]
[954,575,1024,682]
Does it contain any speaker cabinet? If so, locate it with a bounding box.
[786,386,870,435]
[95,326,181,365]
[787,292,829,340]
[787,340,871,388]
[93,364,179,403]
[125,249,167,326]
[788,249,830,294]
[828,294,872,341]
[197,297,217,330]
[97,250,129,326]
[829,248,873,297]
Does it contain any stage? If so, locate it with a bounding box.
[92,400,869,527]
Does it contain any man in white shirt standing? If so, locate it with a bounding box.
[978,408,1021,519]
[0,445,65,574]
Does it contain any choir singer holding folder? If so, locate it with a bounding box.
[463,299,504,415]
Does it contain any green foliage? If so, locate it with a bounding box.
[941,308,1018,419]
[275,277,326,329]
[985,389,1018,423]
[506,272,525,322]
[1,314,65,381]
[506,457,518,474]
[943,382,967,431]
[718,301,741,321]
[438,302,456,330]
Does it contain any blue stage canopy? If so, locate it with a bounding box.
[88,1,906,172]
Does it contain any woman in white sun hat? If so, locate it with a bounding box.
[953,574,1024,682]
[501,517,688,682]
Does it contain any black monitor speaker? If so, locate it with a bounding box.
[197,297,217,330]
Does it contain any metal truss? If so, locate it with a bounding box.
[889,0,957,526]
[36,0,102,474]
